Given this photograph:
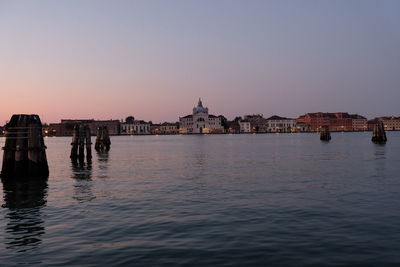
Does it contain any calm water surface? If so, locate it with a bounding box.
[1,133,400,266]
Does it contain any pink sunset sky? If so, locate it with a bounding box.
[1,0,399,124]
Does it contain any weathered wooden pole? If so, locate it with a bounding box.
[95,126,111,152]
[372,121,387,143]
[85,126,92,160]
[14,116,28,176]
[320,125,331,141]
[78,125,85,160]
[1,114,49,179]
[70,124,92,162]
[70,125,79,159]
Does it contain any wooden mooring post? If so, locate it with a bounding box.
[320,125,331,141]
[95,126,111,152]
[1,114,49,179]
[70,124,92,162]
[372,121,387,143]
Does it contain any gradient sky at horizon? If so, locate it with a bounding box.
[1,0,399,123]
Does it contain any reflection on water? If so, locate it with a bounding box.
[193,136,207,177]
[373,144,386,178]
[1,134,400,266]
[97,151,109,178]
[374,144,386,160]
[71,160,95,203]
[1,177,48,252]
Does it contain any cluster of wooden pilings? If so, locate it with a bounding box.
[320,125,331,141]
[317,123,389,143]
[70,124,92,162]
[372,121,387,143]
[95,126,111,152]
[1,114,49,179]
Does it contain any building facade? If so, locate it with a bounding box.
[265,115,296,132]
[297,112,365,132]
[243,114,268,132]
[226,121,240,133]
[121,120,151,135]
[179,99,224,134]
[160,122,179,134]
[92,120,121,135]
[351,115,368,131]
[46,119,120,136]
[378,117,400,131]
[239,120,251,133]
[151,122,179,134]
[293,123,310,132]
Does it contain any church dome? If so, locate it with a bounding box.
[193,98,209,114]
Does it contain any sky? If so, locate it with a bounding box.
[1,0,399,123]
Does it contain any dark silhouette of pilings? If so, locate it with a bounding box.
[320,125,331,141]
[95,126,111,152]
[372,121,387,143]
[1,114,49,179]
[70,124,92,162]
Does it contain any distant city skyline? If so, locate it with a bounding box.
[1,0,399,123]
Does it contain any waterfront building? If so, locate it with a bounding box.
[151,122,179,135]
[160,122,179,134]
[57,119,95,136]
[46,123,63,136]
[239,120,251,133]
[297,112,365,132]
[46,119,120,136]
[293,123,310,132]
[265,115,296,133]
[377,116,400,131]
[218,115,229,133]
[179,99,224,134]
[351,115,368,131]
[121,120,151,135]
[243,114,268,132]
[297,113,331,132]
[92,120,121,135]
[327,113,351,131]
[226,121,240,133]
[150,124,161,134]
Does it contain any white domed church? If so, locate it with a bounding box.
[179,98,224,134]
